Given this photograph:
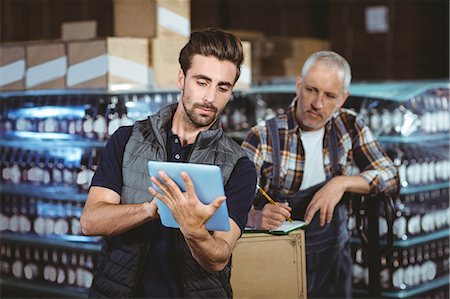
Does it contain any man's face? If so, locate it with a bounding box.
[295,64,349,131]
[177,54,237,128]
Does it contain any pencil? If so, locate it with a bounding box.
[256,185,293,222]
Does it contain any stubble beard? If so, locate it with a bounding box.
[181,96,219,128]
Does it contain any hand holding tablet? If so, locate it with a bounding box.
[148,161,231,231]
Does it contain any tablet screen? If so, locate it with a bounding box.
[147,161,230,231]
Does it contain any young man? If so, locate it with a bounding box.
[80,28,256,298]
[242,51,399,298]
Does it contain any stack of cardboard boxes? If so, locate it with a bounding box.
[0,0,192,91]
[1,0,333,91]
[261,37,330,80]
[230,30,330,84]
[0,25,152,91]
[112,0,190,89]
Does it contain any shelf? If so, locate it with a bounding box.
[378,134,450,144]
[0,277,89,298]
[0,88,180,98]
[0,231,102,252]
[349,80,450,102]
[0,184,88,202]
[400,182,450,195]
[0,134,107,148]
[351,229,450,248]
[1,80,447,101]
[354,275,449,298]
[239,84,296,95]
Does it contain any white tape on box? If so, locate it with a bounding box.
[67,55,108,86]
[158,6,190,37]
[26,56,67,88]
[238,65,251,86]
[109,55,148,86]
[0,59,25,86]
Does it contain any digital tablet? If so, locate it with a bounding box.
[147,161,230,231]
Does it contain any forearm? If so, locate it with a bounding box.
[180,219,239,273]
[359,165,399,195]
[81,200,153,237]
[335,175,370,194]
[182,229,233,273]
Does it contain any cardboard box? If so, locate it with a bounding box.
[256,37,330,81]
[157,0,190,39]
[61,21,97,41]
[234,41,252,89]
[149,37,187,88]
[114,0,157,38]
[231,230,307,299]
[149,38,251,88]
[229,30,272,86]
[26,42,67,90]
[0,45,26,91]
[66,37,149,90]
[114,0,190,39]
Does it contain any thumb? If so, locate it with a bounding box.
[206,196,226,217]
[147,200,160,219]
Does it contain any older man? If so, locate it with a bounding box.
[242,51,399,298]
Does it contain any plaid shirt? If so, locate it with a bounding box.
[242,98,399,196]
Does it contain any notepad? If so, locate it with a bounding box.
[147,161,230,231]
[245,220,307,235]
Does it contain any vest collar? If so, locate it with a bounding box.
[149,103,223,151]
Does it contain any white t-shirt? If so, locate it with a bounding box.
[299,128,326,190]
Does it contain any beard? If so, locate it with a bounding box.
[181,96,219,128]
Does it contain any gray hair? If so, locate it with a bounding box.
[301,51,352,94]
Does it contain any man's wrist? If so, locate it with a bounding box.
[247,209,261,229]
[332,176,350,192]
[181,226,210,242]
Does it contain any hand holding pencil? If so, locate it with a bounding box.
[257,185,293,223]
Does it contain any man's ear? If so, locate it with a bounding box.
[177,69,185,90]
[295,75,302,97]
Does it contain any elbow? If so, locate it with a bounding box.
[80,212,95,236]
[204,259,229,273]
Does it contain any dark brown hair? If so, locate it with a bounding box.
[179,28,244,84]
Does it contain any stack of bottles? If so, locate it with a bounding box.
[349,82,449,299]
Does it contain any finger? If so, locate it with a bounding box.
[148,185,157,196]
[150,175,170,196]
[264,217,283,229]
[304,204,318,224]
[148,185,164,199]
[148,186,172,208]
[147,200,159,219]
[320,206,327,226]
[262,208,286,222]
[202,196,226,220]
[276,202,292,212]
[210,196,226,209]
[274,206,292,220]
[209,196,226,212]
[158,171,184,197]
[271,212,287,222]
[326,205,335,224]
[180,171,196,198]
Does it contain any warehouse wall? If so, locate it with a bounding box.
[327,0,449,80]
[0,0,114,42]
[1,0,448,80]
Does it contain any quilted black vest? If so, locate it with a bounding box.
[89,104,246,298]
